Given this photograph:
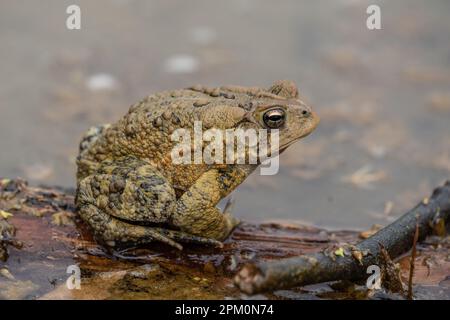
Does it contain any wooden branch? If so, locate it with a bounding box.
[235,181,450,294]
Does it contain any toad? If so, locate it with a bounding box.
[75,80,319,249]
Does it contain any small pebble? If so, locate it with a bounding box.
[164,54,199,74]
[86,73,119,91]
[0,268,15,280]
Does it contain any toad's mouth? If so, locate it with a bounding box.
[282,110,320,149]
[278,137,304,154]
[279,139,298,152]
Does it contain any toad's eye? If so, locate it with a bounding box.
[263,108,286,129]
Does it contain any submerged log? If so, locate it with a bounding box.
[0,178,449,300]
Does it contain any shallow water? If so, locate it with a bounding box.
[1,0,450,229]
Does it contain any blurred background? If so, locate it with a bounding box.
[1,0,449,229]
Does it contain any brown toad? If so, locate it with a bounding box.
[75,80,319,249]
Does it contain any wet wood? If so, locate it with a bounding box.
[0,178,449,300]
[234,181,450,295]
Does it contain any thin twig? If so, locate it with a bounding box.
[407,216,420,300]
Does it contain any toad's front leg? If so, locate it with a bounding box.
[173,164,256,240]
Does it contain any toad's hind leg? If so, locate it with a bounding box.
[76,158,222,249]
[77,203,183,249]
[77,203,221,250]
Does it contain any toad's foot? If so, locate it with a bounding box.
[78,204,222,250]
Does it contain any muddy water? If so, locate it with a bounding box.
[1,0,450,230]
